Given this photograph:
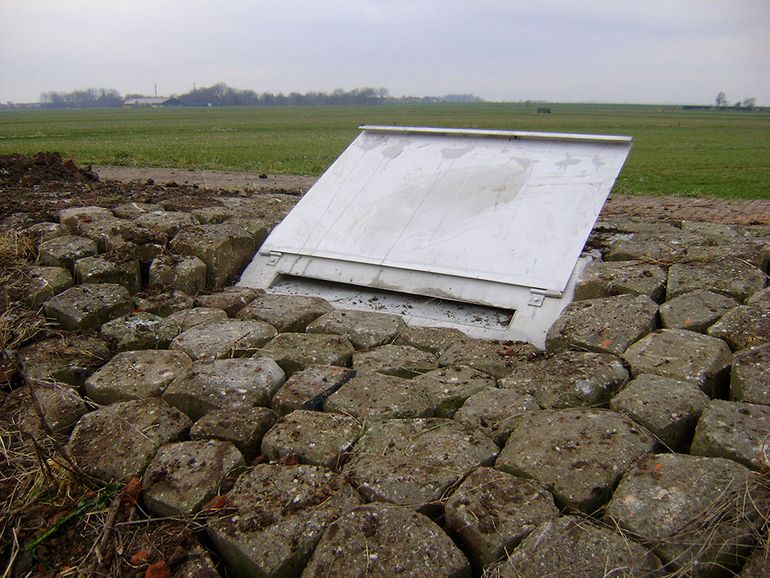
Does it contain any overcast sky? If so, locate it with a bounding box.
[1,0,768,105]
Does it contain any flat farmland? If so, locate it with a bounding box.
[1,103,768,199]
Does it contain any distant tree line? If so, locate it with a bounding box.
[35,84,482,108]
[715,92,756,110]
[40,88,123,108]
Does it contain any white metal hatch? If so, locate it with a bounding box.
[239,125,632,348]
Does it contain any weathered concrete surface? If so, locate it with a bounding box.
[143,440,245,517]
[24,266,74,307]
[438,339,540,378]
[545,294,658,355]
[38,235,98,269]
[259,333,354,375]
[497,409,655,513]
[453,388,540,446]
[306,309,406,350]
[444,467,559,568]
[17,334,111,386]
[324,373,433,420]
[166,306,228,331]
[690,399,770,471]
[237,294,333,332]
[604,232,694,263]
[207,464,362,578]
[134,289,194,316]
[730,343,770,405]
[261,410,362,469]
[302,503,471,578]
[195,287,264,317]
[485,516,661,578]
[344,418,499,513]
[170,319,277,360]
[68,398,191,482]
[747,285,770,307]
[609,373,709,452]
[606,453,761,576]
[13,383,88,437]
[499,351,628,409]
[24,221,68,243]
[148,254,207,295]
[134,209,197,237]
[77,216,139,252]
[111,202,162,219]
[667,257,766,303]
[393,325,466,356]
[659,289,739,333]
[707,304,770,351]
[45,283,132,331]
[623,328,733,397]
[84,349,192,404]
[351,344,437,378]
[190,407,278,460]
[163,357,285,420]
[270,365,354,415]
[58,206,114,232]
[172,222,268,287]
[574,259,666,303]
[191,206,234,224]
[413,366,496,418]
[100,312,180,352]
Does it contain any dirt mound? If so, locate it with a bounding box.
[0,152,98,186]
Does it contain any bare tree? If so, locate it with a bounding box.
[715,92,727,108]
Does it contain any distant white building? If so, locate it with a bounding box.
[123,97,181,108]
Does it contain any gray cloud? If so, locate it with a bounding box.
[1,0,768,104]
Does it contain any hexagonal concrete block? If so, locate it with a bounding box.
[74,255,140,294]
[303,503,472,578]
[659,289,739,333]
[84,349,192,404]
[545,294,658,356]
[497,409,655,513]
[149,255,207,295]
[170,319,277,361]
[352,344,437,378]
[667,257,766,303]
[393,325,466,356]
[690,399,770,471]
[609,373,709,452]
[708,304,770,351]
[730,343,770,405]
[68,398,191,482]
[195,287,264,317]
[24,266,73,307]
[17,334,111,387]
[270,365,355,415]
[574,259,666,303]
[163,357,285,420]
[486,516,661,578]
[412,365,496,418]
[324,373,433,420]
[45,283,132,331]
[623,328,732,397]
[143,439,245,516]
[38,235,98,269]
[172,222,268,288]
[343,418,499,513]
[261,409,362,469]
[438,339,540,378]
[499,350,628,409]
[454,388,540,446]
[445,467,559,568]
[190,406,278,461]
[134,210,197,237]
[207,464,362,578]
[100,312,180,352]
[237,293,333,332]
[259,333,354,376]
[166,307,228,331]
[306,309,406,350]
[606,453,761,576]
[58,206,114,232]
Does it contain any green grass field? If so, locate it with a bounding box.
[1,103,769,199]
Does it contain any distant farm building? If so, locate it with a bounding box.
[123,97,181,108]
[537,107,552,114]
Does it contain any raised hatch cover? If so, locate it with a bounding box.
[239,125,632,346]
